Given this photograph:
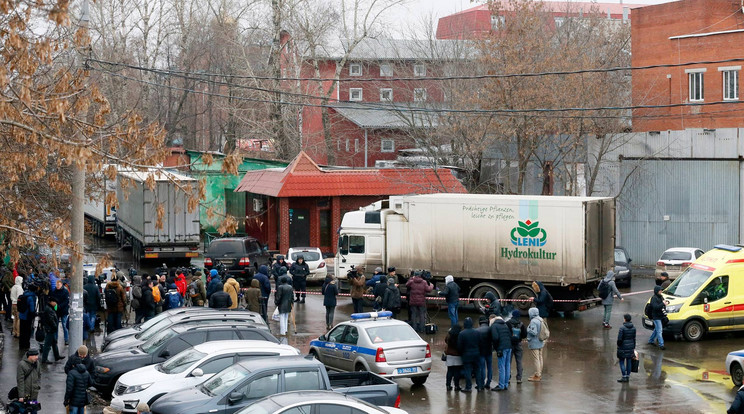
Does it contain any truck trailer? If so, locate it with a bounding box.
[84,167,117,237]
[336,194,615,313]
[115,170,200,263]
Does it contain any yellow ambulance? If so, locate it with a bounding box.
[642,244,744,342]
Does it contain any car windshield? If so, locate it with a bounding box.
[664,268,713,297]
[614,249,628,263]
[140,328,177,354]
[290,251,321,261]
[209,240,244,256]
[137,318,174,340]
[661,251,692,261]
[366,325,421,343]
[138,312,171,331]
[202,365,249,396]
[160,349,207,375]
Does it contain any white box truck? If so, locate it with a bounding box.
[116,170,200,263]
[84,167,117,237]
[336,194,615,313]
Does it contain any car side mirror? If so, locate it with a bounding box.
[319,334,326,341]
[191,368,204,378]
[160,350,170,358]
[228,392,244,405]
[342,258,346,263]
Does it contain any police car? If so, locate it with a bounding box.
[726,349,744,387]
[309,312,432,385]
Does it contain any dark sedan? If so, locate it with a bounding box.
[614,246,633,287]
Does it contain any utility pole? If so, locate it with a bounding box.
[68,0,90,354]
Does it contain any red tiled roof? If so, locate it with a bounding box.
[450,1,644,16]
[235,152,467,197]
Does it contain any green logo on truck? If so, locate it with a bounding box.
[501,201,556,261]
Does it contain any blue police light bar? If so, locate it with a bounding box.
[715,244,741,252]
[350,311,393,320]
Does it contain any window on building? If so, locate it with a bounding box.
[349,63,362,76]
[414,64,426,77]
[554,17,565,28]
[491,15,505,30]
[354,139,359,152]
[687,70,705,102]
[380,64,393,77]
[345,139,349,152]
[722,69,739,100]
[349,88,363,101]
[414,88,427,102]
[380,88,393,102]
[381,139,395,153]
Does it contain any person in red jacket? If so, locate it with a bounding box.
[406,271,433,333]
[175,272,187,299]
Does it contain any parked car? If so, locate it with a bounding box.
[309,311,432,385]
[614,247,632,287]
[103,307,220,346]
[286,247,328,282]
[149,356,400,414]
[726,349,744,387]
[236,391,408,414]
[111,340,300,413]
[655,247,705,279]
[204,237,271,284]
[92,323,279,395]
[102,312,267,352]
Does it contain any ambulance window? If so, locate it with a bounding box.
[701,276,728,302]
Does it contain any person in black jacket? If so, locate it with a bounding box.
[457,317,483,392]
[647,286,667,350]
[140,281,156,322]
[83,276,100,334]
[483,292,501,318]
[51,280,70,345]
[617,313,636,382]
[490,315,513,391]
[475,316,493,389]
[65,345,95,376]
[382,278,402,319]
[507,310,527,384]
[208,290,232,309]
[729,385,744,414]
[439,275,460,328]
[272,255,288,282]
[65,363,92,413]
[532,281,552,318]
[290,256,310,303]
[322,275,338,330]
[41,297,64,364]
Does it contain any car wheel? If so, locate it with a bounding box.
[355,363,366,372]
[309,350,320,360]
[731,362,744,387]
[411,376,428,386]
[683,320,705,342]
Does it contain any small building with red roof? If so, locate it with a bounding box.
[235,151,467,254]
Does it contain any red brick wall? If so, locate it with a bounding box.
[631,0,744,131]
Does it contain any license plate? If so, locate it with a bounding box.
[397,367,417,374]
[666,266,680,270]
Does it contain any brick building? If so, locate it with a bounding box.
[631,0,744,131]
[281,35,464,167]
[234,151,467,254]
[436,1,636,40]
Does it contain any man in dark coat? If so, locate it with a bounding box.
[51,279,70,345]
[617,313,636,382]
[83,276,100,334]
[439,275,461,328]
[290,256,310,303]
[647,286,667,350]
[65,362,92,413]
[275,274,294,335]
[65,345,95,376]
[382,278,402,319]
[507,309,527,384]
[272,255,288,282]
[254,265,272,322]
[208,289,232,309]
[140,280,156,321]
[206,270,223,301]
[41,297,64,364]
[372,276,388,312]
[484,291,501,318]
[457,317,483,392]
[729,385,744,414]
[490,315,513,391]
[322,275,338,330]
[18,285,38,349]
[532,281,552,318]
[476,316,493,389]
[17,348,41,408]
[406,272,433,332]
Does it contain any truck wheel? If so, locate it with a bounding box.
[411,376,428,386]
[683,320,705,342]
[509,285,536,314]
[732,362,744,387]
[469,283,505,313]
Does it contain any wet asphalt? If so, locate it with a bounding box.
[0,238,742,413]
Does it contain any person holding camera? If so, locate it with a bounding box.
[349,266,366,313]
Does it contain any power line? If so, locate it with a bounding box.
[92,66,744,117]
[87,57,744,83]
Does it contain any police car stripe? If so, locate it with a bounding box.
[310,340,376,356]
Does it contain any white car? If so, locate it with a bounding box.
[726,349,744,387]
[237,390,407,414]
[286,247,328,282]
[111,340,300,413]
[655,247,705,279]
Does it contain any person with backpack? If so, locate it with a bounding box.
[439,275,461,328]
[490,314,512,391]
[131,275,143,324]
[16,348,41,412]
[206,270,223,302]
[616,313,636,383]
[254,266,272,322]
[406,272,433,333]
[322,275,338,330]
[531,281,553,318]
[647,285,667,350]
[475,316,493,389]
[290,255,310,303]
[599,270,623,329]
[526,307,547,382]
[83,276,100,334]
[507,309,527,384]
[17,284,38,349]
[164,283,183,311]
[51,279,70,345]
[223,276,241,310]
[64,361,92,414]
[10,275,24,338]
[40,296,64,364]
[104,274,127,334]
[382,277,402,319]
[189,274,206,307]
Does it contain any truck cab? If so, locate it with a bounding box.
[336,209,389,286]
